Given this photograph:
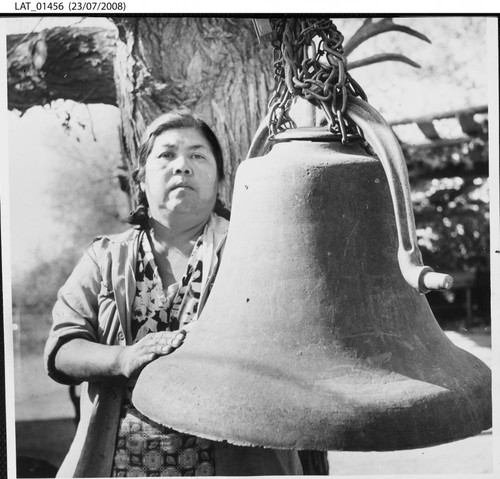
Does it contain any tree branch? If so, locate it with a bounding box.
[7,26,117,112]
[343,18,431,57]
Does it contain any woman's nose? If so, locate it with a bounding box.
[172,155,193,175]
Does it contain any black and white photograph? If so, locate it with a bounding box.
[1,10,498,479]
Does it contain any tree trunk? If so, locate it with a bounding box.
[111,17,274,206]
[7,27,117,111]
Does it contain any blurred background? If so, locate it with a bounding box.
[2,15,495,477]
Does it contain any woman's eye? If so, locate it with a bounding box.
[159,152,175,159]
[191,154,205,160]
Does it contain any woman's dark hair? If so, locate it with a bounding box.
[127,109,228,227]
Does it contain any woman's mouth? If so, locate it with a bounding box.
[171,182,194,191]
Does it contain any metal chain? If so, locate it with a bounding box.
[268,18,367,144]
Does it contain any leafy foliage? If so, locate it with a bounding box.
[403,114,489,276]
[413,176,489,274]
[408,129,490,323]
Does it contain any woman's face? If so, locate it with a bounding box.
[141,127,219,223]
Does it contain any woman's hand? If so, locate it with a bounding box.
[53,330,188,383]
[118,330,187,378]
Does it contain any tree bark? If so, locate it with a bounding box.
[111,17,274,206]
[7,27,117,111]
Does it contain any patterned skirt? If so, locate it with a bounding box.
[112,404,216,477]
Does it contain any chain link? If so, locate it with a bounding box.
[268,18,367,144]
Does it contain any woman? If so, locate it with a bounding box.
[44,110,303,477]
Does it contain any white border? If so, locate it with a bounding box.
[487,16,500,477]
[0,17,18,479]
[0,1,498,15]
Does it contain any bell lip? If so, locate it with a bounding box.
[133,350,492,452]
[272,127,364,143]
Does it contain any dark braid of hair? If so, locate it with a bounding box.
[126,202,149,228]
[214,197,231,221]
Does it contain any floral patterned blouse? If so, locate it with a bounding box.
[112,228,216,477]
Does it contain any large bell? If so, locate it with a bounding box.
[133,99,491,451]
